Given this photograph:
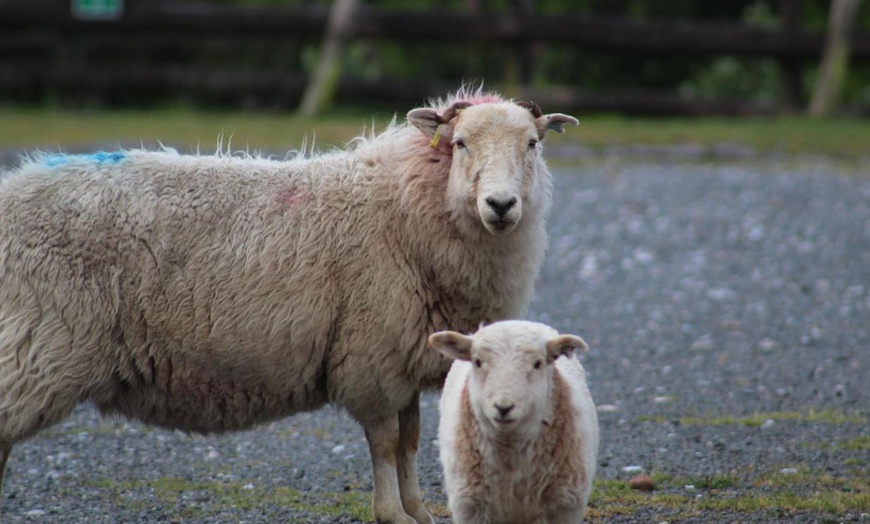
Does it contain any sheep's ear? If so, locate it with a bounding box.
[407,108,442,138]
[536,113,579,139]
[516,100,543,118]
[428,331,473,361]
[545,334,588,363]
[408,101,472,138]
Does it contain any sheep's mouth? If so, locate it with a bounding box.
[486,219,517,233]
[493,416,516,425]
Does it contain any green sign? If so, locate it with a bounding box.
[72,0,124,20]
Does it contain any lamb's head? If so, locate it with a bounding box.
[408,99,577,235]
[430,321,588,440]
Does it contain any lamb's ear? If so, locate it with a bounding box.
[545,334,588,363]
[407,108,442,138]
[537,113,579,139]
[428,331,473,361]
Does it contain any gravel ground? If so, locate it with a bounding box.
[1,151,868,523]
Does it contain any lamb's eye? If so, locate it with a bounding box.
[528,139,538,150]
[473,358,482,368]
[455,139,467,150]
[533,360,543,370]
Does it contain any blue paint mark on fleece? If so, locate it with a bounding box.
[42,151,126,168]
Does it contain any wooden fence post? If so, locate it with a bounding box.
[808,0,862,116]
[299,0,359,117]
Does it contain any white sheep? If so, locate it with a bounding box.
[429,320,599,524]
[0,88,578,523]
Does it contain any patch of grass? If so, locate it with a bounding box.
[84,476,375,521]
[838,435,870,451]
[0,107,375,153]
[844,458,865,467]
[692,490,870,515]
[687,474,740,490]
[549,115,870,158]
[755,468,869,494]
[640,408,866,427]
[587,466,869,521]
[813,435,870,452]
[2,107,870,159]
[588,478,689,518]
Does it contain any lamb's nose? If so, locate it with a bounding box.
[495,402,515,418]
[485,197,517,218]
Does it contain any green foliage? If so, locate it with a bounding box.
[17,0,870,111]
[681,3,781,103]
[681,56,781,104]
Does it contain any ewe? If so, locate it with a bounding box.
[430,320,599,524]
[0,89,577,523]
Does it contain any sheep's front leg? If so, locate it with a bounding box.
[364,415,416,524]
[397,393,434,524]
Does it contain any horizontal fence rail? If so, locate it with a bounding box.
[1,1,868,115]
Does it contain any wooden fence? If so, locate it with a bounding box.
[1,1,868,115]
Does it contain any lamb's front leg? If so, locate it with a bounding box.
[397,392,434,524]
[548,506,587,524]
[364,414,416,524]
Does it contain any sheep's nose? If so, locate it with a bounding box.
[485,196,517,218]
[494,402,515,418]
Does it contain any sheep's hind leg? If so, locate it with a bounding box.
[397,392,434,524]
[0,444,11,516]
[363,414,416,524]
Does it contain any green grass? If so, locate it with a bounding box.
[588,466,870,521]
[0,107,373,152]
[1,106,869,158]
[85,476,377,521]
[813,435,870,452]
[83,475,452,522]
[639,408,867,427]
[80,464,869,522]
[558,115,870,157]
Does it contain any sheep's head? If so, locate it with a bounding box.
[408,100,577,235]
[429,321,587,441]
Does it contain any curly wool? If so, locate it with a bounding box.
[434,321,599,524]
[0,90,566,522]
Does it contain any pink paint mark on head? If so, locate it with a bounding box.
[407,89,509,166]
[434,86,506,111]
[461,94,505,106]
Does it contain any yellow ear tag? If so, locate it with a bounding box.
[429,125,442,148]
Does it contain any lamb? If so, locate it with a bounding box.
[0,88,578,523]
[429,320,599,524]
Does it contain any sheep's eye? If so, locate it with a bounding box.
[454,139,467,150]
[528,139,538,150]
[533,360,543,370]
[473,358,482,368]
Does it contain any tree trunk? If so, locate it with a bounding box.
[299,0,358,117]
[808,0,862,116]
